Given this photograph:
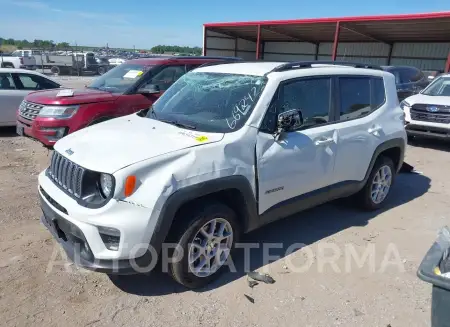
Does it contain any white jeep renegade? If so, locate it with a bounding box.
[38,61,406,288]
[401,73,450,140]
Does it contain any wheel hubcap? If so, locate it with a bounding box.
[188,218,233,278]
[371,165,392,204]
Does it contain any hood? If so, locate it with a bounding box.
[54,114,225,173]
[405,94,450,106]
[25,88,116,105]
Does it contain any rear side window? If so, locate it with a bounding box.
[338,76,385,121]
[372,78,386,109]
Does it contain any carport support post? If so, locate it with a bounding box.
[256,24,261,60]
[332,21,340,61]
[446,52,450,73]
[387,44,393,65]
[202,26,207,56]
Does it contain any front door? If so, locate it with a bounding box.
[256,76,338,215]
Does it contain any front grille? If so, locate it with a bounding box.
[47,151,85,198]
[19,101,44,121]
[411,103,450,124]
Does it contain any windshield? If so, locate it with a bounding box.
[146,72,267,133]
[88,63,151,93]
[421,76,450,96]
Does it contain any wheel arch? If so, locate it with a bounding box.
[149,175,258,254]
[363,137,405,184]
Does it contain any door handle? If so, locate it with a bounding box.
[315,137,334,146]
[368,125,383,134]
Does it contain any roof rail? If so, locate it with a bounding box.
[169,55,243,60]
[197,59,244,68]
[268,61,383,74]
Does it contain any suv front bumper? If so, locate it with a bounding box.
[16,115,69,147]
[405,123,450,140]
[38,172,161,274]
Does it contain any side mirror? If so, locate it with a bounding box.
[137,84,160,95]
[274,109,303,140]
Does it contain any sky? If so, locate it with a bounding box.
[0,0,449,49]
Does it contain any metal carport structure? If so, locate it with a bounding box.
[203,12,450,72]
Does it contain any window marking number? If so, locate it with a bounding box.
[226,87,258,130]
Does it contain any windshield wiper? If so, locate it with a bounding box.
[160,119,197,130]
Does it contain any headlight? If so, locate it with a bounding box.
[400,101,411,111]
[99,173,114,198]
[38,105,79,119]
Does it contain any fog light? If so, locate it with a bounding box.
[98,226,120,251]
[40,127,67,140]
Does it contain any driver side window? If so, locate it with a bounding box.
[260,77,331,133]
[146,65,186,92]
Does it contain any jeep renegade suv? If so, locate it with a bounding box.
[38,61,406,288]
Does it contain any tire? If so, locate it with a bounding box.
[168,202,240,289]
[50,66,60,75]
[355,155,396,211]
[97,66,106,75]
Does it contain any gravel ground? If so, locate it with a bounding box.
[0,110,449,326]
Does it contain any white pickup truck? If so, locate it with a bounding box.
[0,52,37,69]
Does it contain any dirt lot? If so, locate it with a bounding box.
[1,88,449,326]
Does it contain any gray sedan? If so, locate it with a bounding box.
[0,68,61,126]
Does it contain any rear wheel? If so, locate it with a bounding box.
[168,202,239,289]
[355,156,395,211]
[97,66,106,75]
[50,66,60,75]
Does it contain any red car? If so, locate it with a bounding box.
[16,56,241,147]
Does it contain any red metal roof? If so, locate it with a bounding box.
[204,11,450,43]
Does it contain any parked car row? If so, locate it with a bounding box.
[2,59,445,143]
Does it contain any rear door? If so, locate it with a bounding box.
[0,72,27,126]
[332,75,387,184]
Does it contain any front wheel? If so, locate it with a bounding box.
[356,156,395,211]
[168,202,239,289]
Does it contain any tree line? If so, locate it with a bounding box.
[0,38,70,50]
[150,45,202,55]
[0,37,202,54]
